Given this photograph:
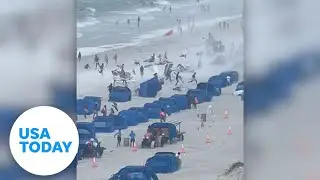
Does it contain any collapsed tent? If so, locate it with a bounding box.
[144,103,162,119]
[139,77,162,97]
[170,94,189,110]
[145,153,180,173]
[196,82,221,96]
[187,89,212,103]
[220,71,239,84]
[77,99,95,115]
[83,96,102,110]
[109,86,132,102]
[208,75,229,88]
[93,116,115,133]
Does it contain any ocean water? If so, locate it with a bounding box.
[77,0,242,55]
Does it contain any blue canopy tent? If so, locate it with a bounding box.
[128,107,149,118]
[187,89,211,103]
[83,96,102,110]
[158,97,181,112]
[144,103,162,119]
[110,166,159,180]
[208,75,229,88]
[196,82,221,96]
[139,77,162,97]
[77,122,97,149]
[77,99,95,115]
[220,71,239,84]
[109,86,132,102]
[93,116,115,133]
[118,110,139,126]
[119,110,148,124]
[108,115,128,130]
[170,94,189,110]
[145,154,180,173]
[153,100,179,114]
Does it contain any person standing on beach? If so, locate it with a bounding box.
[140,65,144,77]
[169,6,172,13]
[113,53,118,64]
[78,51,81,61]
[104,54,108,67]
[94,54,100,69]
[137,16,141,27]
[114,129,122,147]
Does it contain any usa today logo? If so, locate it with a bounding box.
[9,106,79,176]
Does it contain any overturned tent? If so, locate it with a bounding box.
[220,71,239,84]
[109,86,132,102]
[144,103,162,119]
[170,94,189,110]
[187,89,212,103]
[93,116,115,133]
[77,99,95,115]
[139,77,162,97]
[196,82,221,96]
[208,75,229,88]
[83,96,102,110]
[145,153,180,173]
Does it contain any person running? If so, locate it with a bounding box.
[112,102,118,112]
[98,63,104,75]
[78,51,82,61]
[108,83,113,95]
[94,54,100,69]
[113,53,118,64]
[110,108,115,116]
[188,72,197,84]
[175,72,182,85]
[101,105,107,116]
[129,131,136,147]
[114,129,122,147]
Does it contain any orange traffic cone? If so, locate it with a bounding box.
[91,157,98,167]
[132,142,138,152]
[205,135,211,143]
[227,126,232,135]
[224,110,229,120]
[179,144,185,153]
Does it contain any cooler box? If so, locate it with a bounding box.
[123,137,129,147]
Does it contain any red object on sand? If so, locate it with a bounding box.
[164,30,173,36]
